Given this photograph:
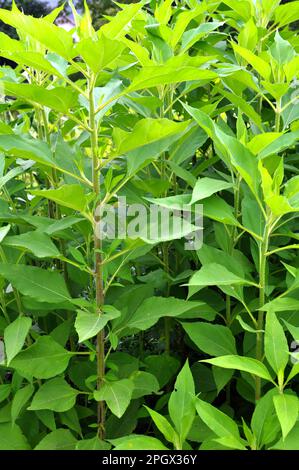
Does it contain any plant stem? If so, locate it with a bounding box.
[89,73,105,438]
[255,222,270,401]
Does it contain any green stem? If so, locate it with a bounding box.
[89,73,105,439]
[255,222,270,401]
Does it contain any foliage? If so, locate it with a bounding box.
[0,0,299,451]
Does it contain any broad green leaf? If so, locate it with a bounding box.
[188,263,255,287]
[131,371,160,399]
[31,185,89,213]
[273,393,298,440]
[203,195,238,225]
[202,355,273,382]
[11,384,35,425]
[10,336,72,379]
[113,118,189,156]
[264,309,289,374]
[101,2,143,39]
[126,297,206,331]
[35,429,77,450]
[274,1,299,27]
[29,378,78,412]
[232,43,271,80]
[76,34,125,74]
[3,231,60,258]
[0,423,30,450]
[0,385,10,404]
[269,31,295,66]
[4,316,32,365]
[195,398,240,439]
[259,131,299,159]
[182,322,236,356]
[94,379,134,418]
[251,389,280,448]
[190,177,232,204]
[110,434,168,450]
[0,134,54,167]
[0,225,10,243]
[2,82,78,114]
[75,306,121,343]
[76,437,110,450]
[0,8,74,59]
[0,264,71,304]
[168,361,195,443]
[125,66,217,93]
[181,22,223,52]
[145,407,178,445]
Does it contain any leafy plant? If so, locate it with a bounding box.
[0,0,298,451]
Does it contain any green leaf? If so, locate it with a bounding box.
[94,379,134,418]
[0,134,55,168]
[203,195,239,225]
[168,360,195,443]
[182,322,236,356]
[269,31,295,66]
[75,306,121,343]
[190,177,232,204]
[2,82,78,114]
[11,384,35,425]
[195,398,240,439]
[264,309,289,374]
[274,1,299,27]
[251,388,279,448]
[271,422,299,449]
[125,66,217,93]
[0,8,74,59]
[10,336,72,379]
[0,385,11,404]
[0,264,71,304]
[0,423,30,450]
[110,434,168,450]
[126,297,205,331]
[232,43,271,80]
[188,263,255,287]
[31,185,89,213]
[131,371,160,399]
[202,355,273,382]
[3,231,60,258]
[4,316,32,365]
[0,225,10,243]
[76,437,110,450]
[145,407,178,445]
[35,429,77,450]
[259,131,299,159]
[76,34,125,74]
[29,378,78,412]
[273,393,298,440]
[113,118,189,156]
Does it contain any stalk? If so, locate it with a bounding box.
[255,222,270,401]
[88,73,105,438]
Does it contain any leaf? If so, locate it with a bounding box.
[195,398,240,439]
[264,309,289,374]
[75,306,121,343]
[0,423,30,450]
[259,131,299,159]
[35,429,77,450]
[273,393,298,440]
[11,384,35,425]
[113,118,189,156]
[94,379,134,418]
[76,437,110,450]
[126,297,205,331]
[31,185,89,213]
[181,22,223,52]
[0,134,54,167]
[0,385,10,404]
[2,82,78,114]
[274,1,299,27]
[4,316,32,365]
[125,66,217,93]
[201,355,273,382]
[145,407,178,445]
[110,434,168,450]
[251,388,279,448]
[10,336,72,379]
[188,263,255,287]
[0,264,71,304]
[269,31,295,66]
[190,177,232,204]
[131,371,160,399]
[3,231,60,258]
[76,34,125,74]
[0,8,74,59]
[29,378,78,412]
[203,195,239,225]
[182,322,236,356]
[232,43,271,80]
[168,360,195,443]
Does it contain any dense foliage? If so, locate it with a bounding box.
[0,0,299,451]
